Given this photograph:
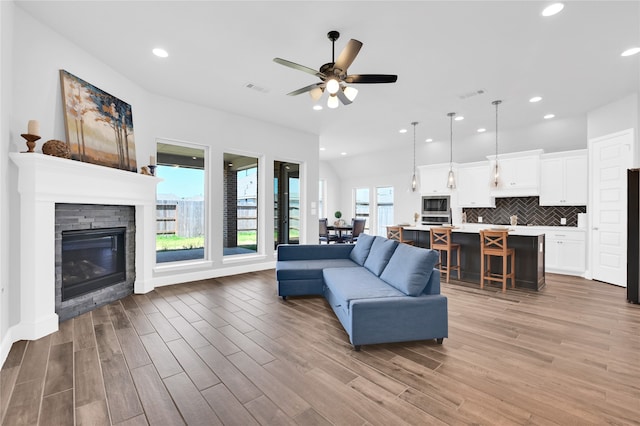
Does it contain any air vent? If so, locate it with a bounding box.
[245,83,270,94]
[458,89,486,100]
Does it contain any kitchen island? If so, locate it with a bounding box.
[404,224,545,291]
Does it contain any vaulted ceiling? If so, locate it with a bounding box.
[16,1,640,160]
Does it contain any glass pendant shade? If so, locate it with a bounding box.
[343,86,358,102]
[326,79,340,95]
[410,122,419,192]
[411,173,418,192]
[310,87,323,101]
[446,112,456,189]
[447,169,456,189]
[327,94,339,109]
[491,100,502,187]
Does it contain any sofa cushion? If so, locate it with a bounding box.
[380,244,439,296]
[323,267,405,307]
[276,259,359,280]
[363,237,398,276]
[349,233,375,266]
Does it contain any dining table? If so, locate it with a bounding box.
[327,224,353,243]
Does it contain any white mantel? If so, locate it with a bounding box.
[9,153,160,341]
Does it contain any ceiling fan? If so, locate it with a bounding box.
[273,30,398,108]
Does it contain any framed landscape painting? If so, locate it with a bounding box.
[60,69,137,172]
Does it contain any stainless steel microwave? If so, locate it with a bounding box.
[422,196,450,215]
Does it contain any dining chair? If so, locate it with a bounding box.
[386,225,414,245]
[429,227,461,283]
[479,229,515,292]
[345,218,366,243]
[319,218,338,244]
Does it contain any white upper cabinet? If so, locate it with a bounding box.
[539,150,588,206]
[418,163,456,195]
[456,162,495,208]
[487,150,543,197]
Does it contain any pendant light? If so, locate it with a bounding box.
[491,100,502,187]
[446,112,456,189]
[410,121,419,192]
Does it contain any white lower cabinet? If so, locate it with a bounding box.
[545,229,586,275]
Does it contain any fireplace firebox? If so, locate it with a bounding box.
[61,227,126,301]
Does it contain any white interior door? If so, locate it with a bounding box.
[590,129,634,287]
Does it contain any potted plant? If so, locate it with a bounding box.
[334,210,344,226]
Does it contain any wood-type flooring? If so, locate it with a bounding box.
[1,271,639,425]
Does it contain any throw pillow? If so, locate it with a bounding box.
[363,237,399,276]
[349,233,375,266]
[380,244,439,296]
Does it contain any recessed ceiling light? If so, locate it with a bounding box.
[621,47,640,57]
[477,128,486,133]
[544,114,555,119]
[313,105,323,111]
[152,48,169,58]
[529,96,542,103]
[399,129,408,134]
[340,152,347,156]
[454,116,464,121]
[320,147,326,151]
[542,3,564,17]
[425,138,433,143]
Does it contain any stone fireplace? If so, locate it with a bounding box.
[55,204,136,321]
[10,153,159,341]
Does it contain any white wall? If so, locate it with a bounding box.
[0,0,14,364]
[587,93,639,164]
[319,160,340,220]
[1,5,319,365]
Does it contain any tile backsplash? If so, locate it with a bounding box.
[463,196,586,227]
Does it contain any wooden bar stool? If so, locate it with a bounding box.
[479,229,515,292]
[429,227,461,283]
[386,226,414,245]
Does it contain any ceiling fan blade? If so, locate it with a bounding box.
[336,89,352,105]
[344,74,398,84]
[334,39,363,74]
[286,82,323,96]
[273,58,326,79]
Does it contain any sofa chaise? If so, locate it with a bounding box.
[276,234,448,350]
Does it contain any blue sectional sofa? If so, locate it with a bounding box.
[276,234,448,350]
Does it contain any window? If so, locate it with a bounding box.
[318,179,326,219]
[224,153,258,256]
[376,186,394,236]
[274,161,300,248]
[354,187,370,231]
[156,141,206,263]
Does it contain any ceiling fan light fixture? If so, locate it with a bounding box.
[326,78,340,95]
[327,94,339,109]
[343,86,358,102]
[309,87,324,101]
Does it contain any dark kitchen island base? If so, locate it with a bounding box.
[405,228,546,291]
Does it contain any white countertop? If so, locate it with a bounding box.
[404,223,586,237]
